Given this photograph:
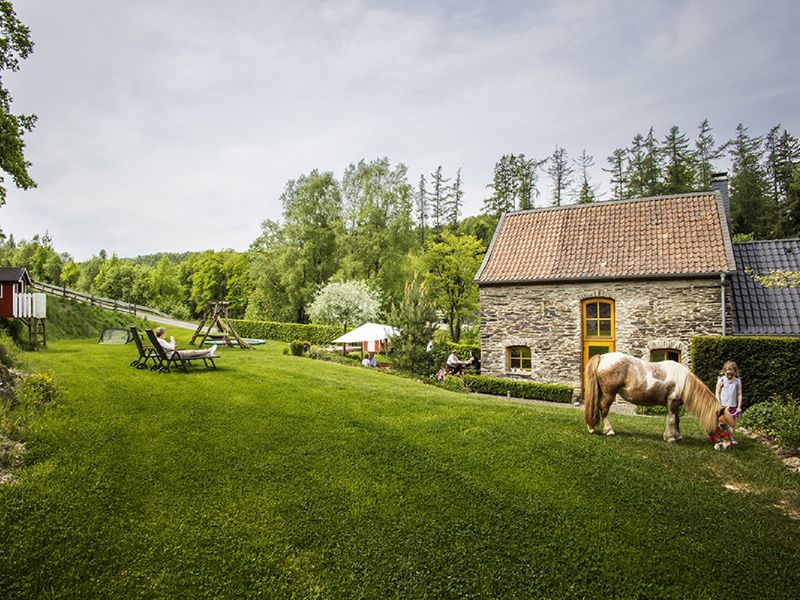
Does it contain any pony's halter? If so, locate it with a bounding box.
[708,428,731,442]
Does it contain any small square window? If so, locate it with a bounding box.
[508,346,531,370]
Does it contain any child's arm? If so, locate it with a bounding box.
[715,378,723,403]
[737,381,743,414]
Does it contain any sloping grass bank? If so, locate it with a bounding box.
[1,337,799,598]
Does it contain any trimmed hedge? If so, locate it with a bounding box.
[231,319,341,344]
[739,398,800,451]
[463,374,573,403]
[691,336,800,408]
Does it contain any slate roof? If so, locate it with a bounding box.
[0,267,32,284]
[730,239,800,336]
[475,192,736,284]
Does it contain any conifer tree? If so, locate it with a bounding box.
[483,154,518,217]
[695,119,722,190]
[764,126,800,236]
[624,134,647,198]
[729,124,774,238]
[574,149,598,204]
[429,166,451,229]
[641,127,662,196]
[415,174,428,244]
[446,168,464,226]
[547,146,573,206]
[603,148,627,200]
[662,125,697,194]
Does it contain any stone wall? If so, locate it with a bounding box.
[479,278,726,392]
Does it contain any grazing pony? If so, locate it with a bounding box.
[583,352,734,444]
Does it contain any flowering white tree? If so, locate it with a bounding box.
[308,280,382,332]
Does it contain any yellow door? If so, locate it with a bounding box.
[582,299,615,369]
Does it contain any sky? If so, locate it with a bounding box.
[2,0,799,260]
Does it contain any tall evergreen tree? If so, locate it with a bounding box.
[415,174,428,244]
[661,125,697,194]
[446,167,464,226]
[547,146,573,206]
[764,126,800,236]
[641,127,662,196]
[603,148,627,200]
[728,124,774,239]
[574,149,597,204]
[695,119,722,190]
[516,156,542,210]
[483,154,518,217]
[624,133,646,198]
[429,166,451,229]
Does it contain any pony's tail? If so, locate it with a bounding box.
[583,355,602,430]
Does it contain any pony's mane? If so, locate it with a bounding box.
[681,370,721,433]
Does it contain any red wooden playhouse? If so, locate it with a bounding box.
[0,267,47,349]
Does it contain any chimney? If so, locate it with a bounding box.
[709,172,730,225]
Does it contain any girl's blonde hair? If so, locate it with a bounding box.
[719,360,739,377]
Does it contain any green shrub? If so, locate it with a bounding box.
[289,340,311,356]
[0,331,21,367]
[691,336,800,408]
[307,348,363,367]
[739,395,800,451]
[1,372,57,435]
[231,319,341,344]
[463,374,572,403]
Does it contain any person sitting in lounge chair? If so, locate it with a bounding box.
[155,327,216,360]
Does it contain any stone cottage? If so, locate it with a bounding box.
[473,187,736,392]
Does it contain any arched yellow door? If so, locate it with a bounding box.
[582,299,615,370]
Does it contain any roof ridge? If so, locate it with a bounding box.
[506,191,716,216]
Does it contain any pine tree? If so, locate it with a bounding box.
[483,154,518,217]
[624,134,646,198]
[547,146,574,206]
[445,168,464,227]
[764,126,800,236]
[429,166,451,229]
[728,123,774,238]
[603,148,627,200]
[574,149,597,204]
[662,125,697,194]
[641,127,662,196]
[517,156,542,210]
[695,119,722,190]
[415,174,428,244]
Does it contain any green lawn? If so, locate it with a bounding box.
[2,335,799,598]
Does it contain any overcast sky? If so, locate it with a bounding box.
[2,0,799,260]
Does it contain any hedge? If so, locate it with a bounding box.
[691,336,800,408]
[230,319,342,345]
[463,374,573,403]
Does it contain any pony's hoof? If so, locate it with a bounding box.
[605,430,615,437]
[666,437,678,443]
[587,427,597,435]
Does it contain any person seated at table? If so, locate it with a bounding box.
[446,351,466,375]
[465,350,479,372]
[361,352,377,367]
[156,327,216,359]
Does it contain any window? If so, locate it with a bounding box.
[507,346,531,370]
[583,299,614,339]
[650,348,681,362]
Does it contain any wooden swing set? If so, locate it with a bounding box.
[190,301,252,349]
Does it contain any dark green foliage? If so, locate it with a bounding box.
[739,396,800,451]
[691,336,800,407]
[289,340,310,356]
[463,374,573,403]
[387,275,438,373]
[0,329,20,366]
[231,318,340,344]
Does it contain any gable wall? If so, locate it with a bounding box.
[479,278,725,393]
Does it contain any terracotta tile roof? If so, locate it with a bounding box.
[475,193,735,284]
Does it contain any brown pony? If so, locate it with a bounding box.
[583,352,734,444]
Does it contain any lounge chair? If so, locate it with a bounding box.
[129,326,158,369]
[145,329,218,373]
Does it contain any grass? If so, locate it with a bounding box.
[1,333,799,598]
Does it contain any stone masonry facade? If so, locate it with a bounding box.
[479,278,726,394]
